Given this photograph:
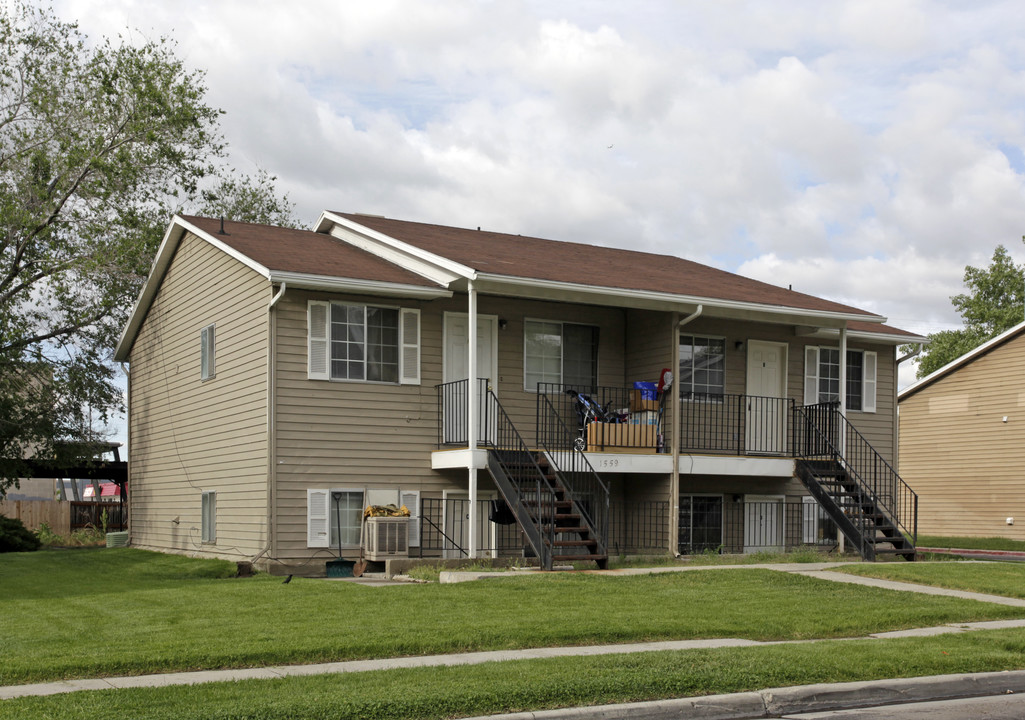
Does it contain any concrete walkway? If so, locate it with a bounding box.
[4,562,1025,702]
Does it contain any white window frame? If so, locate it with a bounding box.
[679,334,726,399]
[523,318,599,392]
[803,346,877,413]
[201,491,216,543]
[200,324,216,381]
[307,301,420,385]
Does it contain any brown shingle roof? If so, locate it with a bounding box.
[182,216,440,288]
[334,213,878,319]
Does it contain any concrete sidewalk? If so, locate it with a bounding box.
[4,562,1025,702]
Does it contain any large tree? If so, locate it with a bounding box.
[914,244,1025,378]
[0,3,291,493]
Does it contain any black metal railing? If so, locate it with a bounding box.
[678,499,838,555]
[483,390,558,569]
[437,378,493,447]
[537,383,664,453]
[609,501,669,554]
[536,392,610,560]
[793,402,917,556]
[417,498,525,558]
[678,393,795,456]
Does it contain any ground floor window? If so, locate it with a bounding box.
[330,490,365,547]
[678,494,723,554]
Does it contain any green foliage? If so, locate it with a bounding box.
[914,243,1025,378]
[0,514,40,552]
[838,561,1025,600]
[0,3,294,494]
[198,167,302,228]
[2,549,1021,685]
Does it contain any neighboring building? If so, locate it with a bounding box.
[114,213,925,574]
[899,320,1025,539]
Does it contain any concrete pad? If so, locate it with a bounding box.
[0,678,113,699]
[869,626,966,639]
[457,692,769,720]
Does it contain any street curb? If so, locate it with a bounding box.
[458,670,1025,719]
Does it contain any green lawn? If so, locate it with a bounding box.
[918,535,1025,552]
[838,560,1025,599]
[5,629,1025,720]
[2,549,1024,686]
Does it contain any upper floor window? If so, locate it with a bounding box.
[307,301,420,384]
[200,324,216,381]
[804,347,877,412]
[679,335,725,398]
[524,320,599,392]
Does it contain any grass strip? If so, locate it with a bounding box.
[4,629,1025,720]
[837,560,1025,600]
[918,535,1025,552]
[3,549,1024,685]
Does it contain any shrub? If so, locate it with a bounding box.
[0,515,42,552]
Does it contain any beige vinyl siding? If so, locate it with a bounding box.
[899,332,1025,539]
[128,232,269,559]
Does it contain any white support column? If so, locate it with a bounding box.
[467,281,478,559]
[838,325,847,418]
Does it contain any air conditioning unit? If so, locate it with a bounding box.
[364,517,409,560]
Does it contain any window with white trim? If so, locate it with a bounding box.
[524,320,599,392]
[201,491,216,543]
[804,347,877,412]
[200,324,216,381]
[308,301,420,384]
[679,335,725,398]
[329,489,365,547]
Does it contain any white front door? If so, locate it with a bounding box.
[745,340,787,454]
[442,313,498,444]
[744,494,784,553]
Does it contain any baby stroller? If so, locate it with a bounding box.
[565,389,618,450]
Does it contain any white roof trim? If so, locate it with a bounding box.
[799,326,929,346]
[267,271,452,299]
[317,212,474,286]
[114,216,273,361]
[899,319,1025,400]
[474,272,888,326]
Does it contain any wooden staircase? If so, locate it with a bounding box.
[797,458,916,562]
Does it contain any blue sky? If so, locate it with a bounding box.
[51,0,1025,446]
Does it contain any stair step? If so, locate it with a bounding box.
[552,539,598,547]
[552,553,607,562]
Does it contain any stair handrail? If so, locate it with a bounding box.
[536,391,610,558]
[795,402,917,546]
[482,389,557,569]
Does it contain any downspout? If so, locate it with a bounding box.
[671,304,703,556]
[252,282,286,567]
[120,362,131,542]
[467,280,478,559]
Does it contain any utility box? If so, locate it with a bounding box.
[364,517,409,560]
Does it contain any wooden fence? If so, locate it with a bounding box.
[0,499,71,534]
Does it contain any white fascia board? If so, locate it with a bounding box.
[899,319,1025,401]
[114,216,272,362]
[474,272,887,326]
[682,455,795,477]
[318,212,474,286]
[799,327,930,346]
[267,271,452,299]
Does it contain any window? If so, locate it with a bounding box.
[306,488,365,548]
[524,320,599,391]
[679,335,725,398]
[804,347,877,412]
[201,491,216,543]
[308,301,420,384]
[678,495,723,554]
[200,324,215,381]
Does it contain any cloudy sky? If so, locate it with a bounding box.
[56,0,1025,393]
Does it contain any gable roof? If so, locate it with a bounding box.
[898,319,1025,402]
[116,211,926,362]
[328,212,883,322]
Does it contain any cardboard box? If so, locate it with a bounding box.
[630,388,660,412]
[629,410,659,426]
[586,422,657,453]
